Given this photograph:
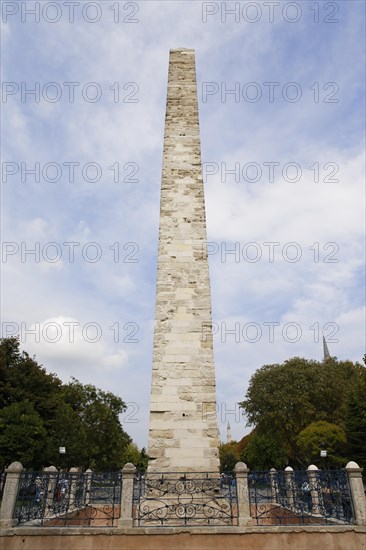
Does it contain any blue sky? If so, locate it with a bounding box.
[1,1,365,447]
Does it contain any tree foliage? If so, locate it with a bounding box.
[345,363,366,470]
[297,421,347,468]
[241,431,288,470]
[219,442,241,473]
[239,356,365,469]
[122,443,149,472]
[0,401,47,469]
[0,337,135,471]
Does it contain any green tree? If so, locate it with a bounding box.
[0,401,47,469]
[46,400,88,469]
[0,337,63,468]
[0,337,61,415]
[219,442,241,472]
[122,443,149,471]
[61,378,131,470]
[241,432,288,470]
[0,338,133,471]
[122,442,141,465]
[240,357,364,467]
[136,448,149,472]
[345,365,366,469]
[297,421,347,468]
[237,432,253,458]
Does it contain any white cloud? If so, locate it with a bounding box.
[25,316,129,376]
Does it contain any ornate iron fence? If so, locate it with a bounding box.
[249,469,354,526]
[133,471,238,527]
[13,470,121,527]
[6,466,357,528]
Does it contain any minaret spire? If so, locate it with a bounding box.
[227,422,232,443]
[323,335,331,360]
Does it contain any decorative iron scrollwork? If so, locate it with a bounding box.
[133,472,238,527]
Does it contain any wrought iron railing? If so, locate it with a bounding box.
[14,470,121,527]
[7,466,357,528]
[133,471,238,527]
[249,469,354,526]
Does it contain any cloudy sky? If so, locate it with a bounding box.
[2,1,365,447]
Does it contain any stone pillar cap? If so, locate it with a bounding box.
[122,463,136,472]
[346,461,361,469]
[234,461,248,472]
[43,465,58,472]
[5,462,23,473]
[307,464,319,471]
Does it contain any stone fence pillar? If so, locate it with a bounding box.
[85,469,93,506]
[0,461,23,528]
[307,464,321,514]
[119,463,136,528]
[346,461,366,525]
[269,468,277,503]
[234,462,252,526]
[68,467,80,509]
[43,465,58,517]
[285,466,294,507]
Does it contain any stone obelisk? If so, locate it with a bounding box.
[147,49,220,472]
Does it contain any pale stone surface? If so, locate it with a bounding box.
[2,527,366,550]
[119,463,136,528]
[234,462,252,527]
[346,463,366,526]
[0,461,23,528]
[147,49,220,472]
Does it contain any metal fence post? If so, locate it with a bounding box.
[234,461,252,526]
[118,463,136,528]
[346,461,366,525]
[0,461,23,528]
